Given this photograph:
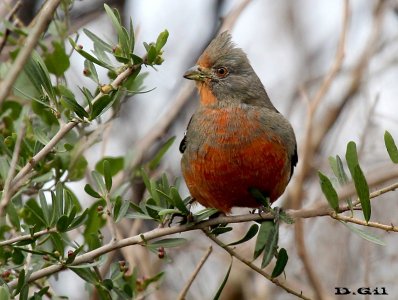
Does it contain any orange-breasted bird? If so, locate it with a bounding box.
[180,32,297,213]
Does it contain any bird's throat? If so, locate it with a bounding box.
[197,83,217,106]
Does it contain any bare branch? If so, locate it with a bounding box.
[288,1,351,299]
[0,120,26,215]
[331,213,398,232]
[0,0,22,54]
[0,0,62,106]
[177,246,213,300]
[203,230,311,300]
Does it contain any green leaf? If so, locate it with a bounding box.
[83,28,113,53]
[104,4,130,57]
[335,155,349,185]
[148,238,187,248]
[25,199,47,227]
[56,215,69,232]
[12,248,25,265]
[103,160,112,192]
[68,208,89,230]
[129,18,135,53]
[24,51,57,102]
[155,30,169,51]
[0,286,11,300]
[56,182,64,217]
[84,59,99,84]
[341,221,385,246]
[254,221,277,260]
[345,141,371,222]
[59,85,88,119]
[90,94,113,120]
[85,184,101,198]
[384,131,398,163]
[95,156,124,177]
[71,268,98,284]
[331,155,352,211]
[211,227,233,235]
[69,38,113,70]
[148,136,176,170]
[6,200,20,230]
[353,165,371,222]
[44,41,70,76]
[228,224,259,246]
[39,190,50,226]
[318,171,339,212]
[345,141,359,174]
[14,269,26,296]
[194,208,218,222]
[271,248,288,278]
[170,187,190,214]
[92,170,106,196]
[212,259,232,300]
[113,196,129,223]
[68,155,88,181]
[146,45,157,64]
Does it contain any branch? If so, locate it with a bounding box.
[6,64,142,206]
[0,0,22,54]
[288,1,351,299]
[1,198,353,290]
[0,121,26,216]
[203,230,311,300]
[177,246,213,300]
[0,228,57,247]
[331,213,398,232]
[0,0,62,106]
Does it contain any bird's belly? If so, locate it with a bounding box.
[181,112,290,213]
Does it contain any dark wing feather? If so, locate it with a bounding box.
[179,116,193,154]
[289,143,298,181]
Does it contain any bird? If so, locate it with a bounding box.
[180,31,297,213]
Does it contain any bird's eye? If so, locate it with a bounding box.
[215,67,229,78]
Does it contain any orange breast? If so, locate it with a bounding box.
[181,105,291,213]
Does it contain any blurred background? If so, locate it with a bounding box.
[2,0,398,299]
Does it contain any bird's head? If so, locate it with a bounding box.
[184,31,273,108]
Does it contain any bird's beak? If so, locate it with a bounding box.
[183,66,206,81]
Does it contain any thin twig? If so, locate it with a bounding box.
[177,246,213,300]
[0,121,26,216]
[0,0,22,54]
[2,176,398,249]
[0,228,57,247]
[0,0,62,106]
[6,190,398,291]
[203,230,311,300]
[288,1,351,299]
[331,213,398,232]
[311,0,386,151]
[7,64,142,202]
[218,0,252,32]
[358,94,380,156]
